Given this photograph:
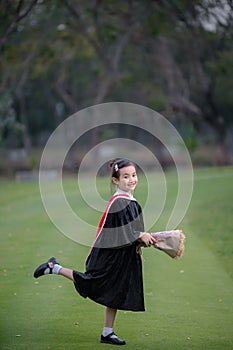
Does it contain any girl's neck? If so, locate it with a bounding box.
[115,187,135,200]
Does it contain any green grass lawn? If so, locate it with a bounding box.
[0,167,233,350]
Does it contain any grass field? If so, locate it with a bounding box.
[0,167,233,350]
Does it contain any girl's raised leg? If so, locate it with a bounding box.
[59,267,74,281]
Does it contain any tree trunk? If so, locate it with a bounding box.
[15,52,35,152]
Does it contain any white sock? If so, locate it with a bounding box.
[102,327,117,338]
[52,264,62,274]
[44,267,50,275]
[102,327,112,337]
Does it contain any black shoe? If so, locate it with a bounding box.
[33,257,58,278]
[100,332,126,345]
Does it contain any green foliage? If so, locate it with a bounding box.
[215,49,233,122]
[148,94,167,112]
[0,0,232,154]
[0,91,15,128]
[179,122,197,153]
[29,154,37,169]
[0,91,25,147]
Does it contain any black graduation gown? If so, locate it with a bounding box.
[73,194,145,311]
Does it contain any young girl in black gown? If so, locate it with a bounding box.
[34,159,156,346]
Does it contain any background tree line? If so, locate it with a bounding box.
[0,0,232,173]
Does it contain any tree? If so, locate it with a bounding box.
[0,0,232,165]
[142,0,233,160]
[0,0,38,53]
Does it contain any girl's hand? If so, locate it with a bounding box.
[139,232,157,247]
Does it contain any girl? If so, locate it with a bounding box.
[34,159,157,346]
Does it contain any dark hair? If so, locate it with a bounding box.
[109,158,136,180]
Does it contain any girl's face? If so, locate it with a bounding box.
[113,165,138,193]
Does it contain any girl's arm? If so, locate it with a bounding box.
[138,232,157,247]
